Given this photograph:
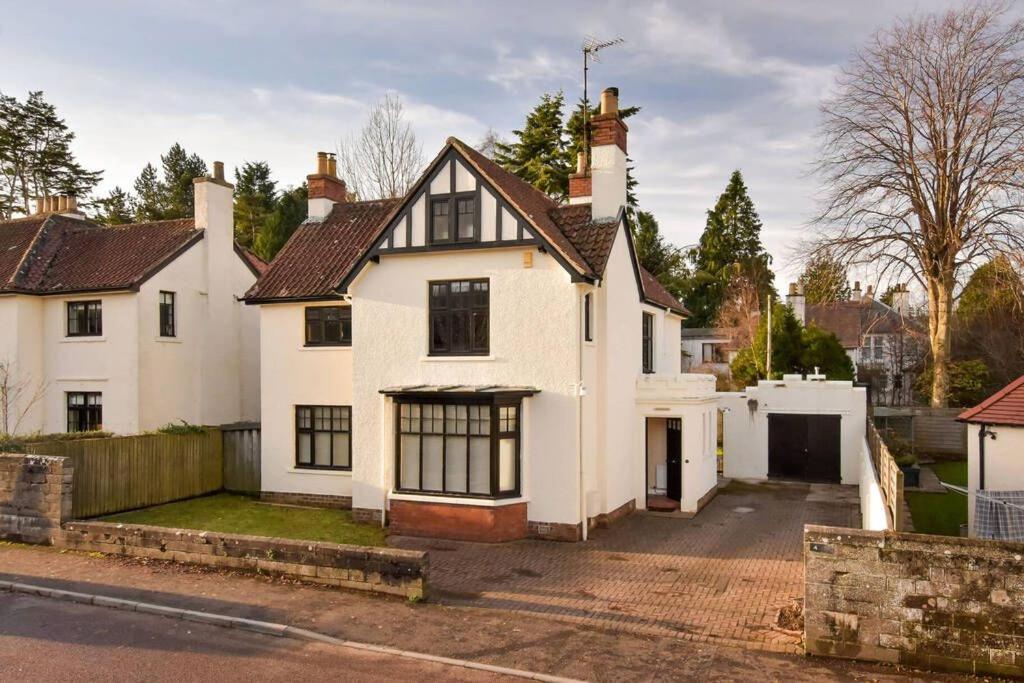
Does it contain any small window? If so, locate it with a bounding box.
[642,312,654,374]
[295,405,351,470]
[873,336,884,360]
[583,293,593,342]
[305,306,352,346]
[431,199,450,242]
[429,279,489,356]
[67,300,102,337]
[456,197,475,240]
[159,291,176,337]
[67,392,102,432]
[429,194,477,245]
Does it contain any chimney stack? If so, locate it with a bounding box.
[588,87,629,221]
[851,281,862,302]
[307,151,347,219]
[34,195,80,216]
[213,161,225,182]
[786,282,806,324]
[891,283,910,316]
[568,150,591,204]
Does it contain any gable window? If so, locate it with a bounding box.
[642,312,654,374]
[429,194,477,245]
[429,279,488,356]
[159,291,176,337]
[396,399,520,498]
[67,392,102,432]
[305,306,352,346]
[295,405,351,470]
[583,293,593,342]
[67,300,102,337]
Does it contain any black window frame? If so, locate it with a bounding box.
[67,300,102,337]
[584,292,593,342]
[429,192,478,245]
[429,279,489,356]
[159,291,176,338]
[295,405,352,471]
[304,305,352,347]
[67,391,102,432]
[394,396,521,499]
[642,312,655,374]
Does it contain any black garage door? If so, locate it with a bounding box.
[768,414,841,483]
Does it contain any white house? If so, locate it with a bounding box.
[959,375,1024,540]
[680,327,732,375]
[247,88,719,542]
[0,164,262,435]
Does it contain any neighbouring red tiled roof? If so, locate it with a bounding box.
[245,198,402,302]
[959,374,1024,427]
[237,246,268,276]
[640,267,688,316]
[549,204,619,277]
[0,213,202,294]
[806,299,904,348]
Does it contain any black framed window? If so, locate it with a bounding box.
[429,193,477,245]
[295,406,351,470]
[67,300,102,337]
[159,291,176,337]
[67,392,102,432]
[584,293,593,342]
[429,279,488,356]
[642,312,654,374]
[396,399,520,498]
[305,306,352,346]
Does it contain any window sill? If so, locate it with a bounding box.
[389,492,525,507]
[300,345,352,352]
[154,336,182,344]
[420,355,496,362]
[61,336,106,343]
[288,468,352,477]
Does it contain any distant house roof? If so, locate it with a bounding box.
[236,246,268,277]
[958,374,1024,428]
[680,327,730,341]
[806,298,906,349]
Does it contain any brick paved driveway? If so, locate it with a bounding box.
[391,480,859,653]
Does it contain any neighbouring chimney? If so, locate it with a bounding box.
[307,151,347,219]
[864,284,874,300]
[35,194,80,216]
[213,161,225,182]
[568,150,591,204]
[891,283,910,316]
[193,160,234,284]
[786,282,806,325]
[588,86,628,221]
[851,281,862,302]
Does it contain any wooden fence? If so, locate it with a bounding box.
[866,421,906,531]
[26,429,224,519]
[222,422,261,494]
[873,407,967,456]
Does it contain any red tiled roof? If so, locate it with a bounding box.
[236,246,268,276]
[0,214,202,294]
[640,267,688,316]
[959,374,1024,427]
[806,299,904,349]
[549,204,618,277]
[244,198,401,302]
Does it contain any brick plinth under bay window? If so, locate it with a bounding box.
[389,500,527,542]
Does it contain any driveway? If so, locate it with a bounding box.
[391,479,860,653]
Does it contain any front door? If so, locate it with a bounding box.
[666,418,682,501]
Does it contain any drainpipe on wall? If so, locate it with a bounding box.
[979,423,996,491]
[577,288,588,542]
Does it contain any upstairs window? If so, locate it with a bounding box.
[159,291,176,337]
[430,194,477,245]
[67,300,102,337]
[583,293,593,342]
[67,392,102,432]
[429,279,489,356]
[305,306,352,346]
[642,312,654,374]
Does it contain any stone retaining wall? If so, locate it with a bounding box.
[805,524,1024,677]
[58,521,427,599]
[0,454,72,544]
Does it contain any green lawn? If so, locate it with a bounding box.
[103,493,386,547]
[905,461,968,537]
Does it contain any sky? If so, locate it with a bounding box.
[0,0,978,284]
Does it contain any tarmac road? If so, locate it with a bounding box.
[0,592,512,682]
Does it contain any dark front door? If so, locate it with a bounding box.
[666,418,682,501]
[768,414,841,483]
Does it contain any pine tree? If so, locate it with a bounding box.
[684,170,775,327]
[494,92,571,199]
[253,185,308,262]
[95,187,134,225]
[234,161,277,247]
[800,251,850,304]
[132,163,165,221]
[632,211,688,301]
[160,143,207,218]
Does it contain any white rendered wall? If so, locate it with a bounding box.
[259,302,354,498]
[0,296,44,434]
[860,439,890,531]
[967,424,1024,537]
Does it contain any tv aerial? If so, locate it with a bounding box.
[581,36,625,163]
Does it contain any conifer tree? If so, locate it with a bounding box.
[799,251,850,304]
[632,211,688,300]
[132,163,165,221]
[253,185,308,262]
[95,187,134,225]
[234,161,277,247]
[494,92,571,199]
[160,143,207,218]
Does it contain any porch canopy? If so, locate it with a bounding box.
[380,385,540,400]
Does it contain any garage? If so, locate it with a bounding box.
[767,413,841,483]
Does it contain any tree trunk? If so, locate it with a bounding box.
[927,276,954,408]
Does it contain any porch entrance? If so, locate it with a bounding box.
[646,417,682,512]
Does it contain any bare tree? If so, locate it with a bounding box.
[336,93,424,200]
[810,3,1024,407]
[716,268,763,360]
[0,360,46,436]
[476,128,504,160]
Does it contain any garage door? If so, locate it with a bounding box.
[768,414,841,483]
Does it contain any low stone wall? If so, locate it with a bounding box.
[57,521,427,599]
[805,524,1024,677]
[0,454,72,544]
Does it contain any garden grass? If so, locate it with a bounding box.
[906,460,968,537]
[102,493,386,547]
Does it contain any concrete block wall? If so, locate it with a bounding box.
[805,524,1024,677]
[0,454,72,544]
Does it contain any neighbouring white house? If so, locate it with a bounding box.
[247,88,719,542]
[958,375,1024,540]
[719,375,867,486]
[0,164,262,435]
[680,327,732,376]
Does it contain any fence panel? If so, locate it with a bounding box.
[866,421,906,531]
[26,430,223,519]
[873,407,967,456]
[222,423,261,494]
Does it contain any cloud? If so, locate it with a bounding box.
[485,45,575,91]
